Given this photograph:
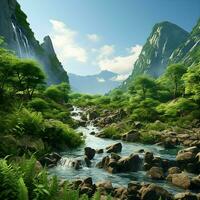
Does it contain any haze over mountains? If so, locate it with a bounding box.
[69,70,123,94]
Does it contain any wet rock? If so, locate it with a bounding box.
[176,151,195,163]
[106,143,122,153]
[84,156,92,167]
[117,154,142,172]
[113,187,128,200]
[147,167,164,180]
[168,167,181,174]
[90,131,95,135]
[127,181,141,200]
[170,173,191,189]
[191,175,200,190]
[96,181,113,194]
[122,130,140,142]
[96,149,104,154]
[144,152,154,164]
[110,153,121,161]
[140,184,173,200]
[40,152,61,167]
[88,110,99,120]
[84,147,96,160]
[72,160,82,170]
[138,149,145,153]
[174,192,198,200]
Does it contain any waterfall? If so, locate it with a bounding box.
[11,22,31,58]
[11,22,22,57]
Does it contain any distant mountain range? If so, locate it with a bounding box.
[122,19,200,90]
[69,70,123,94]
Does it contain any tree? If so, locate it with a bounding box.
[165,63,187,98]
[183,64,200,102]
[133,75,157,99]
[44,82,70,103]
[13,59,45,99]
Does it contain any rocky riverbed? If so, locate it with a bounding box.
[48,107,200,200]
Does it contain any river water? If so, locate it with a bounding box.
[49,107,185,194]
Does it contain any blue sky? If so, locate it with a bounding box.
[18,0,200,77]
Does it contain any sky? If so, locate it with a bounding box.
[18,0,200,78]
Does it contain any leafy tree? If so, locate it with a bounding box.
[133,75,157,99]
[183,64,200,102]
[44,83,70,103]
[12,59,45,99]
[165,63,187,98]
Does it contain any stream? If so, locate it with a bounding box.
[49,107,185,194]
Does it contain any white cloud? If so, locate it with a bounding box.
[97,77,105,83]
[97,44,142,75]
[87,34,100,42]
[98,45,115,60]
[49,19,87,63]
[111,74,129,82]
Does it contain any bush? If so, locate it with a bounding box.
[140,131,160,144]
[28,98,49,111]
[102,125,121,139]
[43,120,83,149]
[7,108,44,136]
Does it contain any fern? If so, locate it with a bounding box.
[18,177,29,200]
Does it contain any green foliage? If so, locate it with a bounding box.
[28,98,49,111]
[164,63,187,98]
[140,131,160,144]
[43,120,83,149]
[157,98,198,118]
[132,75,157,98]
[45,83,70,103]
[0,159,20,200]
[183,64,200,101]
[18,177,29,200]
[102,125,121,139]
[7,108,44,137]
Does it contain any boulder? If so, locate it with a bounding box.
[88,111,99,120]
[96,181,113,194]
[113,187,128,200]
[168,167,181,174]
[140,184,173,200]
[174,192,198,200]
[122,130,140,142]
[106,143,122,153]
[144,152,154,164]
[71,160,82,170]
[176,152,195,163]
[191,175,200,190]
[171,173,191,189]
[147,167,164,180]
[84,156,91,167]
[84,147,96,160]
[96,149,104,154]
[118,154,141,172]
[127,181,141,200]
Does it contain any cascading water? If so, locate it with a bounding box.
[11,22,31,58]
[11,22,22,57]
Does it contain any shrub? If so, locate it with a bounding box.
[28,98,49,111]
[140,131,161,144]
[102,125,121,139]
[7,108,44,136]
[43,120,83,149]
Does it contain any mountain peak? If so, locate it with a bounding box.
[41,35,56,56]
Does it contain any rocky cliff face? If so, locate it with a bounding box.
[122,21,189,89]
[170,19,200,66]
[0,0,68,85]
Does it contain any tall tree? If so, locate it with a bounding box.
[165,63,187,98]
[133,75,157,99]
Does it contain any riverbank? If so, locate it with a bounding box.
[48,107,200,199]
